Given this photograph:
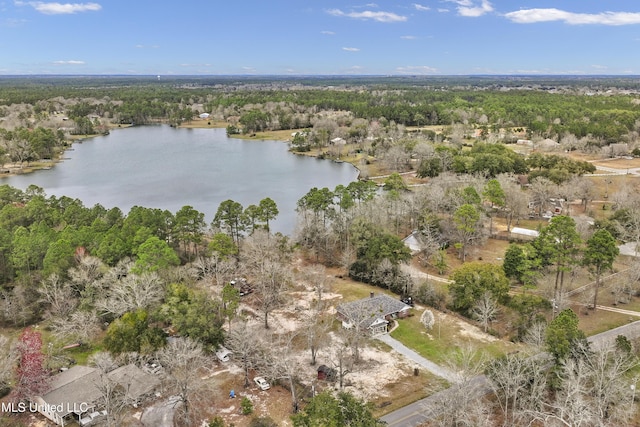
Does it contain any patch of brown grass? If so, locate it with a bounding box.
[371,370,447,418]
[587,174,640,201]
[442,238,511,274]
[329,270,398,302]
[590,158,640,170]
[178,119,226,129]
[572,303,636,336]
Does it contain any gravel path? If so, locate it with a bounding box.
[140,396,182,427]
[400,264,452,284]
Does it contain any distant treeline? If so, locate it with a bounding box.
[1,76,640,142]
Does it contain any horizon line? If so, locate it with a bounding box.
[1,73,640,78]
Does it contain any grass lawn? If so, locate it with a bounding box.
[390,310,520,366]
[573,304,639,336]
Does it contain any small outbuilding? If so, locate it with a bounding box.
[402,231,422,255]
[510,227,539,240]
[317,365,337,381]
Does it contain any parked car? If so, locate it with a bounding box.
[254,376,270,390]
[143,362,162,374]
[216,347,232,362]
[400,296,414,307]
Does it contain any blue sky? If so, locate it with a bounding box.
[1,1,640,75]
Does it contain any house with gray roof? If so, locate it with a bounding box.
[336,293,411,336]
[402,231,422,254]
[32,364,160,426]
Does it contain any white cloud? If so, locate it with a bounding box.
[396,65,438,74]
[2,18,27,27]
[22,2,101,14]
[413,3,430,12]
[321,30,335,35]
[53,60,85,64]
[443,0,472,7]
[401,35,417,39]
[504,8,640,26]
[327,9,407,23]
[342,47,360,52]
[455,0,493,17]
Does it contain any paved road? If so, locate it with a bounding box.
[380,320,640,427]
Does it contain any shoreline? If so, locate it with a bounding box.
[0,120,368,182]
[0,124,133,179]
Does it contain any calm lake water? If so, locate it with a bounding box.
[1,126,358,235]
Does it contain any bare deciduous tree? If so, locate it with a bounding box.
[157,337,210,426]
[382,145,412,172]
[471,292,499,333]
[486,352,548,426]
[546,357,595,426]
[253,260,290,329]
[422,345,489,426]
[190,254,236,288]
[226,320,262,388]
[37,273,77,320]
[68,255,105,291]
[337,303,376,364]
[96,272,164,317]
[89,352,127,427]
[262,331,303,412]
[0,284,39,326]
[566,176,595,214]
[300,264,333,310]
[50,311,101,344]
[497,174,529,232]
[327,333,353,390]
[526,344,638,427]
[529,176,557,216]
[302,312,331,366]
[522,321,547,352]
[240,230,293,328]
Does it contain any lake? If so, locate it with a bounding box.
[1,126,359,235]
